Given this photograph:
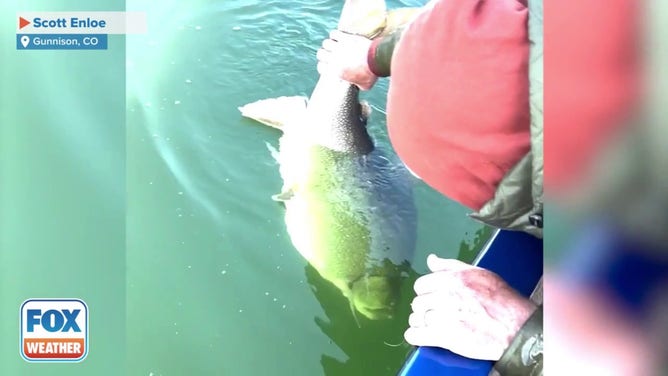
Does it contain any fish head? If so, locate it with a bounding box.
[350,275,400,320]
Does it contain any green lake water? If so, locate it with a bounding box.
[1,0,490,374]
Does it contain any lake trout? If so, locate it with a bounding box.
[239,0,417,320]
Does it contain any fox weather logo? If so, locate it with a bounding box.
[20,299,88,362]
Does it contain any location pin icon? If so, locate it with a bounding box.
[20,35,30,48]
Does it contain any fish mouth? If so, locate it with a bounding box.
[350,274,400,320]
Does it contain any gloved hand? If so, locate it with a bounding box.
[316,30,379,90]
[404,254,537,360]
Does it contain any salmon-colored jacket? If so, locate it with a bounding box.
[369,0,543,237]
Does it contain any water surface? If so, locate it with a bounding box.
[0,0,491,374]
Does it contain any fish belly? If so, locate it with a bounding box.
[279,139,415,286]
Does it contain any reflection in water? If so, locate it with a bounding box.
[306,263,421,375]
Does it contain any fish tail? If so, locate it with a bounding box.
[338,0,387,38]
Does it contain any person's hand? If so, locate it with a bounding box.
[316,30,378,90]
[404,254,537,360]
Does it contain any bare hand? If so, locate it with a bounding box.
[404,255,537,360]
[316,30,379,90]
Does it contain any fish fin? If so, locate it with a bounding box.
[349,298,362,328]
[265,141,280,163]
[341,285,362,328]
[238,96,308,130]
[338,0,387,38]
[272,188,294,202]
[359,101,372,125]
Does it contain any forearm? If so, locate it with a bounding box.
[367,27,404,77]
[366,7,421,77]
[494,305,543,375]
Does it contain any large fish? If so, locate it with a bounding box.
[239,0,417,320]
